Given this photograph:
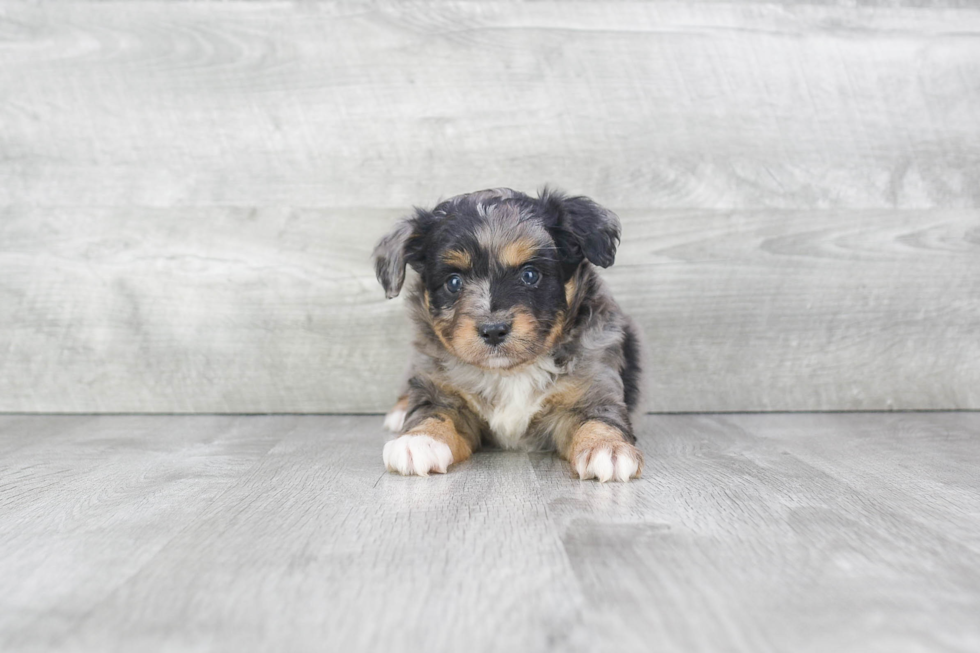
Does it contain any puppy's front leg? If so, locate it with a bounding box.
[383,415,474,477]
[562,420,643,483]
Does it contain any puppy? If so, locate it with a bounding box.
[373,187,643,482]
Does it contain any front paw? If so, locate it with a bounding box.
[574,441,643,482]
[383,435,453,476]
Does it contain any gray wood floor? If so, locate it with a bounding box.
[1,413,978,652]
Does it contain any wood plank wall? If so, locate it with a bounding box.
[1,1,978,413]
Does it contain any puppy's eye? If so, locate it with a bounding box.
[445,274,463,294]
[520,267,540,286]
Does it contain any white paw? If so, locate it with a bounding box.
[383,435,453,476]
[575,442,643,482]
[383,407,407,432]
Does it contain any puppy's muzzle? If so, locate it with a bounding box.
[478,322,511,346]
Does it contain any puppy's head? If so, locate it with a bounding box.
[374,187,620,369]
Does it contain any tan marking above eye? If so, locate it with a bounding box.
[441,249,472,269]
[499,238,538,268]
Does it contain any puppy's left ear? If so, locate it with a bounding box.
[373,209,436,299]
[540,188,621,269]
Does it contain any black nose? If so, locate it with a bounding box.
[479,322,510,346]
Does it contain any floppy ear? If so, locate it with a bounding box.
[372,209,435,299]
[539,187,621,269]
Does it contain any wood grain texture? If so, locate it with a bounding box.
[535,412,980,653]
[0,206,412,413]
[2,0,979,412]
[725,412,980,553]
[1,206,977,412]
[2,413,979,652]
[0,415,286,648]
[1,1,978,209]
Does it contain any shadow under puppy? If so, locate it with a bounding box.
[373,187,643,482]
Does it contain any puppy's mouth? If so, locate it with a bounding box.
[453,340,535,371]
[468,335,546,370]
[481,349,517,369]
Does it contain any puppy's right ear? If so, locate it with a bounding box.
[373,209,435,299]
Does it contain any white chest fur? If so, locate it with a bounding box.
[443,358,561,449]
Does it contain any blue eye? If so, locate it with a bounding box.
[520,267,540,286]
[445,274,463,294]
